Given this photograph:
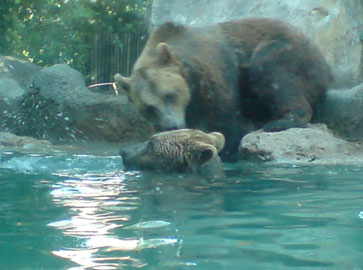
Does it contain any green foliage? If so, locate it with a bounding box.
[1,0,149,74]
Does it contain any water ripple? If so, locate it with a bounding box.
[4,155,362,270]
[48,170,180,269]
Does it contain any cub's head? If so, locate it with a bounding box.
[115,43,190,131]
[120,129,225,175]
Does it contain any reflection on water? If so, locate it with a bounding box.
[48,171,179,269]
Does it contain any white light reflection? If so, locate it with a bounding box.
[52,248,145,270]
[48,171,147,269]
[86,235,178,252]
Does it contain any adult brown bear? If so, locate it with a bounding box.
[115,18,332,157]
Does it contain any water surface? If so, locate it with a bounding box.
[0,151,362,270]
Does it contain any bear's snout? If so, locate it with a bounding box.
[159,116,186,132]
[120,142,148,169]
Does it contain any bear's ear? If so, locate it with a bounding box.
[199,146,215,164]
[190,143,217,165]
[114,73,131,93]
[208,132,225,153]
[156,42,172,65]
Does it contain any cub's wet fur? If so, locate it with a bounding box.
[120,129,225,176]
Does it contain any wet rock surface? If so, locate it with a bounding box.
[0,56,41,134]
[0,132,52,151]
[0,79,25,131]
[1,57,154,144]
[5,64,153,143]
[239,124,363,165]
[0,132,127,157]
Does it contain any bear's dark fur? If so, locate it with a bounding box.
[115,18,332,157]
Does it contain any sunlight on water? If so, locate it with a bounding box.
[46,170,180,269]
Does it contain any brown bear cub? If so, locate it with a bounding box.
[120,129,225,176]
[115,18,332,157]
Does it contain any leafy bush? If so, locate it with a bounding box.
[0,0,149,74]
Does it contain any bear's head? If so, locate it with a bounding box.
[120,129,225,175]
[114,43,190,131]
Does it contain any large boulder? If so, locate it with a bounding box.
[16,64,153,143]
[239,124,363,165]
[149,0,362,88]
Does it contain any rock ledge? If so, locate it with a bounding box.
[239,124,363,165]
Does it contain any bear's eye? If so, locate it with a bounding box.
[164,93,177,103]
[142,104,158,117]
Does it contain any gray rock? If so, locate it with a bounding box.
[0,79,25,100]
[149,0,362,88]
[16,64,154,143]
[0,132,124,156]
[0,79,25,133]
[0,56,41,88]
[239,124,363,165]
[0,132,52,151]
[320,83,363,141]
[0,56,41,133]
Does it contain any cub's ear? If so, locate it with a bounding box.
[190,143,217,165]
[156,42,172,65]
[114,73,131,93]
[208,132,225,153]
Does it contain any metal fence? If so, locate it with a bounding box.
[86,32,147,85]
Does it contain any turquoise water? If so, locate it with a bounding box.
[0,151,362,270]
